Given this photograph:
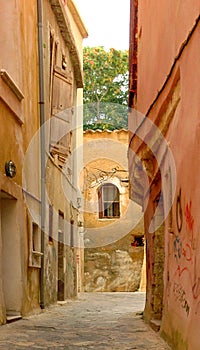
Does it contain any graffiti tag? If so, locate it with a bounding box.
[176,189,183,233]
[173,282,190,317]
[184,201,194,236]
[174,236,182,262]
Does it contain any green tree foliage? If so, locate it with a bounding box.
[83,47,129,130]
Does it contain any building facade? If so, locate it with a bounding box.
[0,0,87,324]
[83,129,145,292]
[128,1,200,349]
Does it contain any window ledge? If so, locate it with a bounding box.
[0,69,24,124]
[29,251,43,268]
[0,69,24,101]
[98,217,120,221]
[32,250,43,256]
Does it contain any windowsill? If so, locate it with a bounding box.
[98,217,120,221]
[0,69,24,100]
[0,69,24,124]
[129,246,144,253]
[32,250,43,256]
[29,250,43,268]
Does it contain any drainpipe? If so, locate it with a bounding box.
[37,0,45,309]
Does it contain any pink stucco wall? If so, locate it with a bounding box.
[137,0,200,115]
[129,1,200,348]
[160,24,200,350]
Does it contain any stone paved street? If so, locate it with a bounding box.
[0,293,171,349]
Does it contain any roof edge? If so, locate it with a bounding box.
[84,128,128,134]
[68,0,88,38]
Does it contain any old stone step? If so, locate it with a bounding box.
[150,319,161,332]
[6,311,22,324]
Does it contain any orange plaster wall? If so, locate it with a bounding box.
[160,25,200,350]
[137,0,200,115]
[134,1,200,348]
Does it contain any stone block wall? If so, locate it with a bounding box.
[84,233,144,292]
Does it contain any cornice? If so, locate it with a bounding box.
[49,0,84,87]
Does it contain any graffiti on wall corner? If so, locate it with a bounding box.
[184,201,194,238]
[173,282,190,317]
[176,189,183,233]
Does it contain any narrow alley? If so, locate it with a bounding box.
[0,1,199,349]
[0,292,171,350]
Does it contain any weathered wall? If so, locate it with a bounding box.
[41,0,87,305]
[21,0,41,316]
[46,156,80,302]
[0,0,40,322]
[159,22,200,350]
[83,130,145,292]
[85,237,144,292]
[0,0,86,323]
[137,0,200,115]
[129,0,200,348]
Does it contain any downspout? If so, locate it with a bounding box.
[37,0,45,309]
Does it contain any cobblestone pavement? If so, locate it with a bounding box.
[0,292,171,350]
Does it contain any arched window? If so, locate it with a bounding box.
[98,184,120,219]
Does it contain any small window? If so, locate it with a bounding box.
[28,214,42,268]
[58,211,64,244]
[70,219,74,247]
[32,223,40,252]
[131,235,144,247]
[98,184,120,219]
[62,54,67,70]
[49,204,53,243]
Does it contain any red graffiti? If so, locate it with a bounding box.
[184,201,194,234]
[182,243,192,262]
[192,278,200,300]
[176,265,188,277]
[195,301,200,316]
[175,267,200,301]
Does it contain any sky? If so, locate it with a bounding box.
[74,0,130,50]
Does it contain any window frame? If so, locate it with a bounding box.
[98,183,120,219]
